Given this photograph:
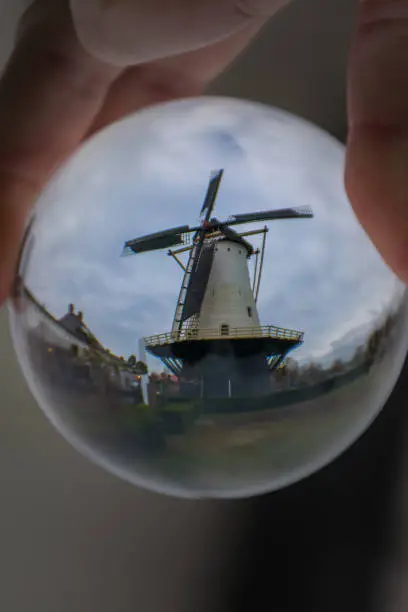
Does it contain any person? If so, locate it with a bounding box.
[0,0,406,307]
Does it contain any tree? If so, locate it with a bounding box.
[365,328,381,363]
[352,345,365,365]
[276,362,288,377]
[331,359,344,375]
[128,354,137,367]
[136,361,148,375]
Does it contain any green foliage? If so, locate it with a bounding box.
[136,361,148,375]
[160,400,197,413]
[118,403,158,431]
[127,354,137,366]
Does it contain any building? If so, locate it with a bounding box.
[17,286,146,396]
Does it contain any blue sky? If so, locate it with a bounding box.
[23,96,404,368]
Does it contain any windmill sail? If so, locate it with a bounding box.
[227,206,313,226]
[171,226,207,332]
[200,169,224,218]
[180,242,217,322]
[122,225,190,255]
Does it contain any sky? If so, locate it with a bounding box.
[21,96,405,369]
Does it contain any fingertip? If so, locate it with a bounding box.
[69,0,288,66]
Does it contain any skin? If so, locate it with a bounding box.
[0,0,407,306]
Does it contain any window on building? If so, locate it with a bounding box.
[247,307,253,318]
[220,324,230,336]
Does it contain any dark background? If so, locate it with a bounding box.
[226,361,408,612]
[2,1,408,610]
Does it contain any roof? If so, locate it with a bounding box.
[59,313,90,345]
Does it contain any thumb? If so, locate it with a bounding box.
[69,0,291,67]
[346,0,408,284]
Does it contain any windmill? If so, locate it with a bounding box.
[122,170,314,399]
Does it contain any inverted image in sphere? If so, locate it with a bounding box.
[9,97,408,498]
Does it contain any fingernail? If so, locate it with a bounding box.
[69,0,291,67]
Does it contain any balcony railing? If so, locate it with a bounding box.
[144,324,304,348]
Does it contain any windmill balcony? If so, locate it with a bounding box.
[144,324,304,349]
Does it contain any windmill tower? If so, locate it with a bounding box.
[123,170,313,399]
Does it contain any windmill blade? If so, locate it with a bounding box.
[122,225,191,256]
[200,169,224,220]
[178,228,213,323]
[226,205,313,226]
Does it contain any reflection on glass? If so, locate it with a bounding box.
[9,97,408,498]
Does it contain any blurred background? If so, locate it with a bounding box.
[2,0,408,610]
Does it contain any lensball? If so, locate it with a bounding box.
[9,96,408,498]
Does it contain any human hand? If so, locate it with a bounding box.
[0,0,407,308]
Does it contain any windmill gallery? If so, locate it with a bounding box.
[123,169,314,400]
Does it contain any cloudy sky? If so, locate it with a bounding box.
[22,96,404,368]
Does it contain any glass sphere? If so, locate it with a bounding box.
[9,96,408,498]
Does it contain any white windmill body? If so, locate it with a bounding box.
[197,239,260,337]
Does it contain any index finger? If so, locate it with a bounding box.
[0,1,122,304]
